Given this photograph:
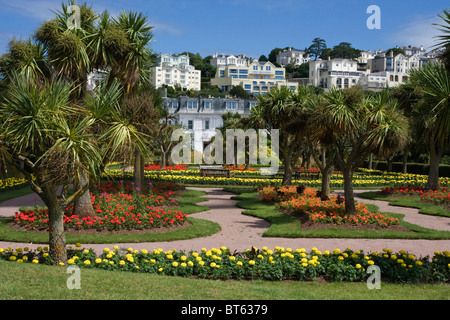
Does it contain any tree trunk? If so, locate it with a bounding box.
[402,151,408,174]
[368,153,373,170]
[386,156,393,172]
[73,171,95,218]
[321,165,333,198]
[41,186,67,264]
[133,151,143,189]
[343,167,357,215]
[282,150,293,186]
[426,143,442,190]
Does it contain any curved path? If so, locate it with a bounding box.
[1,188,450,258]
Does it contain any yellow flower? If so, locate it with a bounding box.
[210,262,216,268]
[113,245,119,250]
[180,263,187,268]
[172,262,179,267]
[180,256,187,261]
[356,264,362,269]
[32,259,39,264]
[59,262,65,266]
[84,260,91,265]
[95,258,102,264]
[141,249,148,254]
[236,261,243,266]
[368,260,375,265]
[166,254,173,260]
[248,260,256,266]
[109,261,114,265]
[198,261,205,266]
[119,260,125,265]
[188,261,194,267]
[43,253,49,258]
[333,248,340,254]
[158,267,164,272]
[103,248,110,253]
[75,243,82,248]
[415,261,423,266]
[301,263,308,267]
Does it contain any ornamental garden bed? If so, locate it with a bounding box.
[258,185,403,230]
[10,180,190,233]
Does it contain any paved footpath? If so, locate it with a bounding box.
[1,188,450,258]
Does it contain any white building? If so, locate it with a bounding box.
[164,96,257,153]
[276,47,310,67]
[309,58,363,90]
[210,53,248,68]
[150,53,201,91]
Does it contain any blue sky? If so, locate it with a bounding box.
[0,0,448,59]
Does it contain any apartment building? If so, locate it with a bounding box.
[309,58,363,90]
[211,60,298,95]
[150,53,201,91]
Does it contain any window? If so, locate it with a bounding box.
[204,101,211,110]
[204,120,210,130]
[244,84,251,89]
[188,120,193,130]
[187,101,198,109]
[266,66,271,71]
[226,101,238,110]
[171,101,178,109]
[253,65,258,71]
[275,71,284,75]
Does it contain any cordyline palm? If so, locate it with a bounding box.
[0,73,102,264]
[433,8,450,71]
[253,86,314,186]
[34,1,96,102]
[0,39,50,87]
[409,62,450,190]
[310,87,409,215]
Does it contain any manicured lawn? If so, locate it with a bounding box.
[0,189,221,244]
[232,192,450,240]
[1,260,449,300]
[358,191,450,218]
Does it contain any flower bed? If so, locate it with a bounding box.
[381,186,450,206]
[144,164,188,171]
[12,181,188,232]
[1,245,449,284]
[259,186,400,227]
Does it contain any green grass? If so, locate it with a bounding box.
[232,192,450,240]
[1,260,449,300]
[358,191,450,218]
[0,189,221,244]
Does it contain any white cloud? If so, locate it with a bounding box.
[390,14,443,51]
[0,0,61,22]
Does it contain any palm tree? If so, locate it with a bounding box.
[409,63,450,190]
[311,87,409,214]
[251,86,314,185]
[0,73,102,263]
[433,8,450,71]
[34,1,96,102]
